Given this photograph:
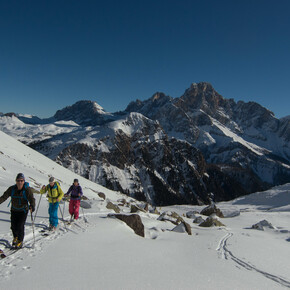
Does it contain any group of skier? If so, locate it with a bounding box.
[0,173,83,249]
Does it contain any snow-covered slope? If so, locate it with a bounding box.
[1,130,290,289]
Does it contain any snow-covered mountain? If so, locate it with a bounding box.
[126,82,290,185]
[1,129,290,290]
[1,82,289,205]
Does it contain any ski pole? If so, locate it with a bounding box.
[63,199,66,219]
[58,205,67,231]
[80,203,88,223]
[33,193,43,222]
[30,211,36,248]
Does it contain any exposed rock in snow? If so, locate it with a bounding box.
[193,216,205,224]
[199,217,226,227]
[98,192,106,200]
[172,222,192,235]
[130,204,146,213]
[106,201,120,213]
[109,213,145,237]
[251,220,275,231]
[186,210,199,218]
[157,211,184,225]
[200,204,224,218]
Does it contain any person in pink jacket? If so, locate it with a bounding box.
[65,179,83,220]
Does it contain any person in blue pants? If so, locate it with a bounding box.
[40,177,64,230]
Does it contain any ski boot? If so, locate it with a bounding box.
[12,237,18,247]
[15,240,23,249]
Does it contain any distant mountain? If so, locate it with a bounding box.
[54,100,118,126]
[0,82,289,205]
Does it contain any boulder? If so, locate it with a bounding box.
[98,192,106,200]
[193,216,205,224]
[110,214,145,237]
[186,210,199,219]
[130,204,146,213]
[252,220,275,231]
[199,217,225,227]
[106,202,120,213]
[172,223,187,234]
[172,222,192,235]
[183,221,192,235]
[200,204,224,218]
[158,211,184,225]
[117,198,129,207]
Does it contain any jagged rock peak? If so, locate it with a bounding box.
[185,81,214,93]
[176,82,228,115]
[125,92,172,114]
[151,92,168,101]
[182,82,220,99]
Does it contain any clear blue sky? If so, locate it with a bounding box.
[0,0,289,118]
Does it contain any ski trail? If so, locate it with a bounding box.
[217,231,290,288]
[216,232,233,260]
[0,213,93,279]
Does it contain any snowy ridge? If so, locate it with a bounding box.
[210,118,267,156]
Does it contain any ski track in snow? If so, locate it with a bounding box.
[0,214,93,280]
[217,231,290,288]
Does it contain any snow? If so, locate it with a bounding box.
[210,118,267,156]
[0,115,79,144]
[1,130,290,289]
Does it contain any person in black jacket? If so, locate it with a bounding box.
[0,173,35,248]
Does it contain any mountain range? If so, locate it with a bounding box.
[1,82,289,205]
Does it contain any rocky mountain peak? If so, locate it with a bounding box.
[54,100,114,126]
[125,92,172,116]
[176,82,227,116]
[151,92,167,102]
[187,82,214,94]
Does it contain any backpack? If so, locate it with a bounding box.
[8,182,29,212]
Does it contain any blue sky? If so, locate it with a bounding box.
[0,0,289,118]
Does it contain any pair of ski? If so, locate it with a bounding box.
[39,228,56,236]
[39,224,78,236]
[66,218,86,228]
[0,246,22,259]
[0,249,6,258]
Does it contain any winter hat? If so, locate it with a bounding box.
[73,179,79,183]
[49,177,55,183]
[16,173,25,181]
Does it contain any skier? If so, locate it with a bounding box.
[65,179,83,221]
[40,177,64,231]
[0,173,35,249]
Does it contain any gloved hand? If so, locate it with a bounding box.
[29,205,35,213]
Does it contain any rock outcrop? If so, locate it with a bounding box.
[109,214,145,237]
